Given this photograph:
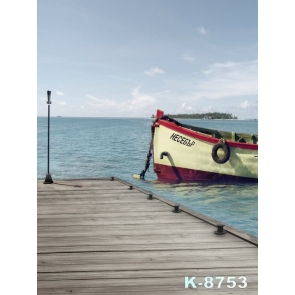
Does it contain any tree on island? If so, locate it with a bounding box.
[152,112,237,119]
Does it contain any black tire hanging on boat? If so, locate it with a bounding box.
[212,142,230,164]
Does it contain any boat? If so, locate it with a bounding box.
[147,109,258,182]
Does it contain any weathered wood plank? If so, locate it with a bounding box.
[37,194,150,202]
[37,236,251,250]
[38,242,253,254]
[37,191,154,197]
[38,248,257,261]
[37,225,248,238]
[37,201,173,215]
[38,223,207,234]
[37,180,130,191]
[38,267,258,280]
[37,216,202,227]
[38,260,258,273]
[37,211,197,220]
[37,201,169,210]
[37,223,234,236]
[38,208,167,214]
[37,204,168,211]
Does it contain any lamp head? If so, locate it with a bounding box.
[47,91,51,104]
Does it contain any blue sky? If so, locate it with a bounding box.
[37,0,258,118]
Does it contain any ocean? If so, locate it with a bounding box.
[37,117,258,237]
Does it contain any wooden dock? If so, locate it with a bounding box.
[37,178,258,294]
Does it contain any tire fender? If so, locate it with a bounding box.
[212,141,230,164]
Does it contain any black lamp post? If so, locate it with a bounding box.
[44,90,53,184]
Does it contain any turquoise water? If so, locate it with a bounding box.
[37,117,258,237]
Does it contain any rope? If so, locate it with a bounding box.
[139,125,155,180]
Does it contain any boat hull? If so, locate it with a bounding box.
[152,116,258,182]
[154,163,258,182]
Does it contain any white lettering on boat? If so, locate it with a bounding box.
[170,133,195,147]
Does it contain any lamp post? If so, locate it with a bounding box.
[44,90,53,184]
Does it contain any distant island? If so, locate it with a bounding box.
[152,112,237,120]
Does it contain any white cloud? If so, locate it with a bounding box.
[241,100,252,109]
[201,106,213,112]
[129,86,157,110]
[197,26,208,35]
[182,54,195,62]
[39,96,46,101]
[154,89,171,95]
[87,87,157,115]
[56,91,64,96]
[201,61,255,76]
[181,103,192,111]
[144,67,165,76]
[193,60,258,99]
[87,95,117,108]
[56,101,66,105]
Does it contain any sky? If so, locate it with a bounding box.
[37,0,258,119]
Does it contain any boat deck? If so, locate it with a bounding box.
[37,178,258,294]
